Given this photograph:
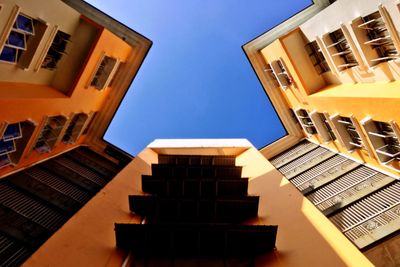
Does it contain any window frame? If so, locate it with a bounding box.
[0,13,35,64]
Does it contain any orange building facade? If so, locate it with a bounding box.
[0,0,151,177]
[0,1,151,265]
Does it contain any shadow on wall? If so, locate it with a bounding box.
[243,155,371,267]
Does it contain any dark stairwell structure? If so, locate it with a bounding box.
[115,154,278,266]
[0,146,124,266]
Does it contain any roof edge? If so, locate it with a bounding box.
[62,0,152,47]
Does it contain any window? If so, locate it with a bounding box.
[0,14,34,63]
[90,55,119,90]
[63,113,89,144]
[269,58,292,90]
[0,139,16,156]
[41,31,70,70]
[305,41,330,74]
[294,109,317,136]
[309,111,336,142]
[330,115,371,154]
[34,116,67,153]
[338,116,364,149]
[362,119,400,164]
[319,113,336,141]
[324,29,358,71]
[0,121,36,169]
[2,122,22,141]
[0,123,21,161]
[263,63,279,87]
[358,11,398,64]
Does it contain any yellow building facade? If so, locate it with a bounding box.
[246,0,400,175]
[244,0,400,266]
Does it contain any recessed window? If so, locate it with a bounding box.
[309,112,336,142]
[41,31,70,70]
[0,123,22,157]
[63,113,89,144]
[319,113,336,141]
[358,11,398,64]
[34,116,67,153]
[263,63,279,87]
[3,123,22,141]
[324,29,358,71]
[363,119,400,164]
[0,14,34,64]
[90,55,119,90]
[338,116,364,149]
[294,109,317,136]
[0,121,36,169]
[305,41,330,74]
[331,115,370,153]
[269,59,292,90]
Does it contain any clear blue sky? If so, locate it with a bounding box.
[86,0,311,155]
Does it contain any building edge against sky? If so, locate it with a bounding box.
[2,0,400,266]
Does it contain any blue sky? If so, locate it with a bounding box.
[86,0,311,155]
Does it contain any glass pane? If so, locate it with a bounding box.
[0,46,17,63]
[3,123,22,141]
[15,14,34,34]
[7,31,25,49]
[0,140,15,155]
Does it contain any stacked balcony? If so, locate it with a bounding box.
[115,154,277,260]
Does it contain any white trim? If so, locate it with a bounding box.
[148,139,253,149]
[329,114,355,151]
[86,51,106,89]
[0,5,20,54]
[379,5,400,58]
[309,110,332,143]
[350,115,374,158]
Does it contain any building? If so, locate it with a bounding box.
[21,138,372,267]
[0,0,398,266]
[0,0,151,173]
[243,0,400,266]
[0,0,151,265]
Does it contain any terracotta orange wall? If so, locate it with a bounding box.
[0,28,133,177]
